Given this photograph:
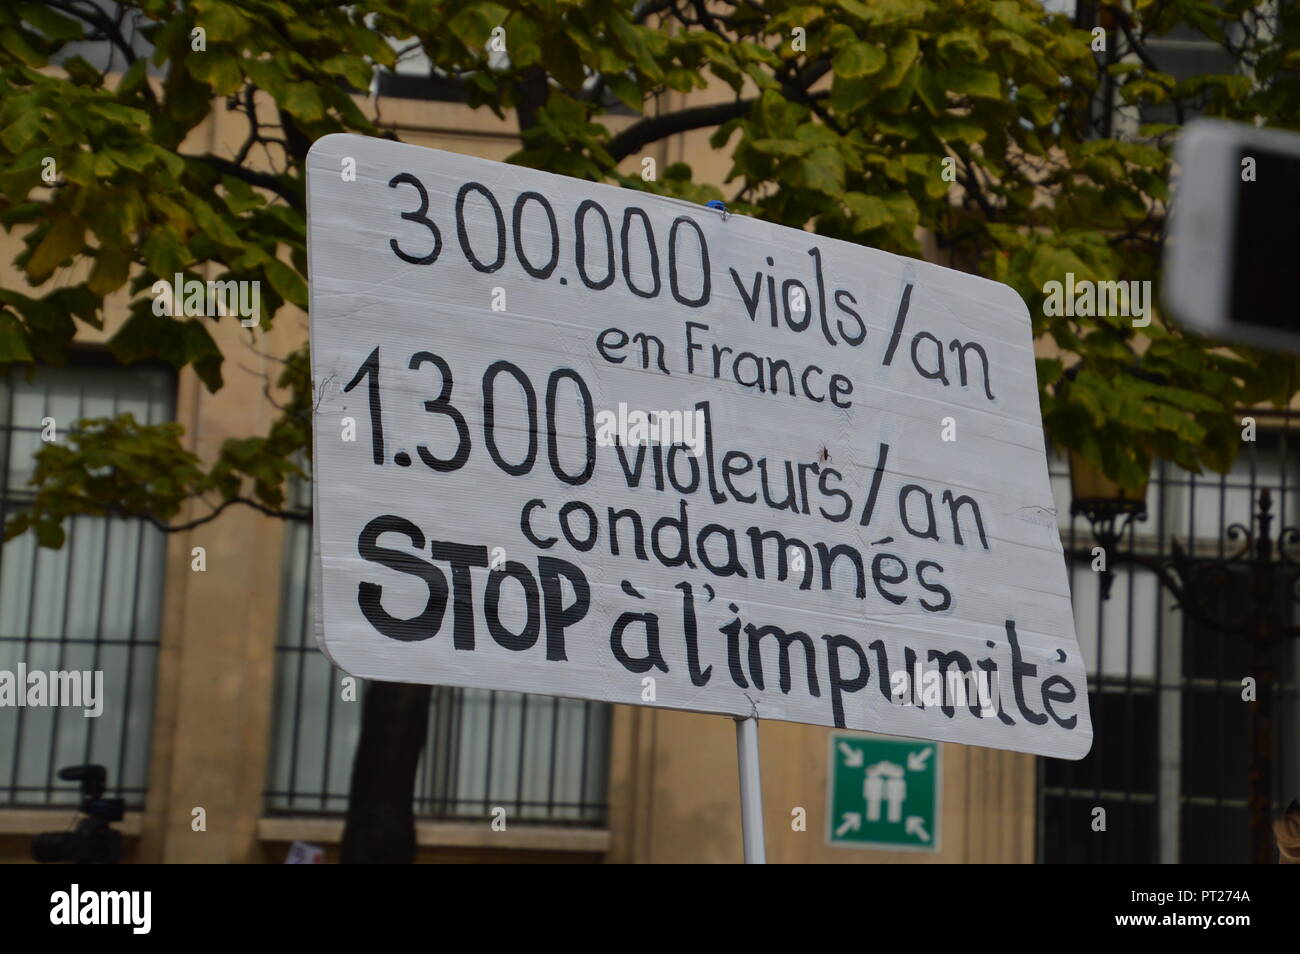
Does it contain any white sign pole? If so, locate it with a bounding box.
[734,715,766,864]
[716,198,767,865]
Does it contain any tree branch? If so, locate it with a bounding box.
[137,496,307,531]
[46,0,158,105]
[514,64,551,134]
[192,153,302,204]
[606,54,830,163]
[1112,7,1186,126]
[956,153,998,222]
[277,107,314,164]
[607,97,754,161]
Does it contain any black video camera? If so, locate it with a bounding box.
[31,764,126,864]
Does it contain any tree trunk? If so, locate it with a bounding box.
[339,73,549,866]
[340,681,432,863]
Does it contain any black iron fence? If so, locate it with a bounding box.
[1040,410,1300,862]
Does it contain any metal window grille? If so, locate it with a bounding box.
[50,2,156,76]
[1074,0,1249,137]
[1039,410,1300,862]
[0,361,174,809]
[264,476,611,824]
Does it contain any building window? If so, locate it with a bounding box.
[1132,20,1242,128]
[0,360,174,809]
[1074,0,1247,137]
[373,38,475,103]
[1039,418,1300,862]
[264,477,611,823]
[47,1,159,78]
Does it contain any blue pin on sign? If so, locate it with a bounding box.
[705,199,729,221]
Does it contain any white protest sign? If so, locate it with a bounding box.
[306,133,1091,760]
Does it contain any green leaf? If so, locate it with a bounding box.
[881,192,919,226]
[19,2,86,42]
[800,148,845,196]
[831,75,875,113]
[843,192,893,230]
[27,217,86,280]
[832,42,886,79]
[932,118,987,144]
[190,198,242,249]
[283,83,325,122]
[1,107,43,153]
[189,51,243,95]
[95,102,152,127]
[265,259,307,307]
[937,29,988,62]
[839,0,924,26]
[751,138,810,157]
[0,311,33,362]
[220,175,265,214]
[943,66,1003,100]
[34,522,66,549]
[878,30,919,90]
[321,54,375,91]
[195,1,250,43]
[87,246,132,296]
[1112,141,1166,168]
[448,5,499,50]
[141,227,189,278]
[108,309,224,391]
[606,73,644,112]
[2,27,47,67]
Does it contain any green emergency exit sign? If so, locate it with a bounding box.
[827,733,940,852]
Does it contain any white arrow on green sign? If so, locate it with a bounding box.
[827,732,940,852]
